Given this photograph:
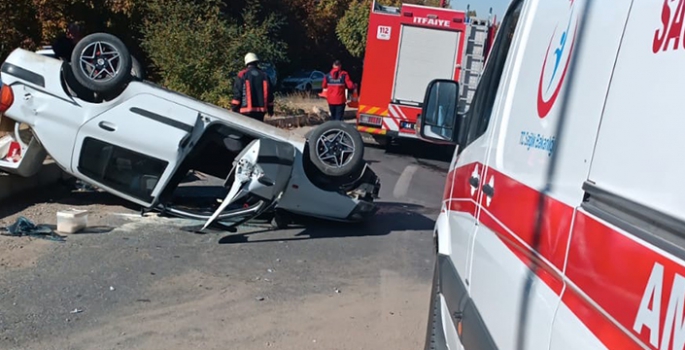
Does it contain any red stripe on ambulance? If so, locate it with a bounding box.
[445,162,685,350]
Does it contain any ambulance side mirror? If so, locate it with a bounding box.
[417,79,461,144]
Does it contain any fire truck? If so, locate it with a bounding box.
[355,1,497,146]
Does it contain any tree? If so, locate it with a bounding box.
[0,0,142,63]
[336,0,445,59]
[0,0,40,61]
[335,0,371,59]
[140,0,287,108]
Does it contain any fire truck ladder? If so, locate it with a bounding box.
[458,19,490,114]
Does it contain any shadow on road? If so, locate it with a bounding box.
[0,179,138,220]
[217,202,436,244]
[40,224,116,234]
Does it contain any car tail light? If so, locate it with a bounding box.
[359,114,382,126]
[0,84,14,113]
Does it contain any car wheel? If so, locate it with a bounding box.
[308,121,365,178]
[270,210,291,230]
[69,33,133,94]
[131,55,146,80]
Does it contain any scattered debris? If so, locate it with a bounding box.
[335,288,341,294]
[256,296,265,301]
[70,308,83,314]
[276,258,281,262]
[267,269,274,273]
[1,216,65,242]
[109,286,115,291]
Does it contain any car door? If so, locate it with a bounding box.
[71,93,200,208]
[311,71,325,91]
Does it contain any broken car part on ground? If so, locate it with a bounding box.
[0,33,381,231]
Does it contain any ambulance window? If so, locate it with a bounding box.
[461,0,522,149]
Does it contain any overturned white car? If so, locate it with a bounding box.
[0,33,380,230]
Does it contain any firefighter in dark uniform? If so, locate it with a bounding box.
[231,53,274,122]
[322,60,356,121]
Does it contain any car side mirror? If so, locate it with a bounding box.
[416,79,461,144]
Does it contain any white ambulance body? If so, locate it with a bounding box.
[415,0,685,349]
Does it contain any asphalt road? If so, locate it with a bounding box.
[0,139,453,350]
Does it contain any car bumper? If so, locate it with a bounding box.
[344,166,381,222]
[345,199,379,222]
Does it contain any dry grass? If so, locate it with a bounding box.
[274,91,328,116]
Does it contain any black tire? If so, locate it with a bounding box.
[385,136,401,154]
[270,210,291,230]
[308,121,365,178]
[69,33,133,94]
[60,61,103,103]
[371,134,388,147]
[305,83,312,92]
[131,55,146,80]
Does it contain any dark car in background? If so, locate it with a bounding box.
[258,62,278,87]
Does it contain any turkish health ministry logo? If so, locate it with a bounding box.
[537,0,580,118]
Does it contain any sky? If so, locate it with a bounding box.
[451,0,511,20]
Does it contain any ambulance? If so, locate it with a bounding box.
[355,1,497,147]
[414,0,685,349]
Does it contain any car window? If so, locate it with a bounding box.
[312,72,324,80]
[78,137,168,202]
[460,0,523,150]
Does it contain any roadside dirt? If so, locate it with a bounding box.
[0,237,52,270]
[19,268,429,350]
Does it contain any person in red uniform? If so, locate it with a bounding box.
[232,53,274,122]
[322,60,356,121]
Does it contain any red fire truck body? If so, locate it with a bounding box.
[356,1,496,143]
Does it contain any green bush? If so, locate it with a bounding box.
[139,0,287,109]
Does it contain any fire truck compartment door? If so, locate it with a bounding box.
[392,25,460,105]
